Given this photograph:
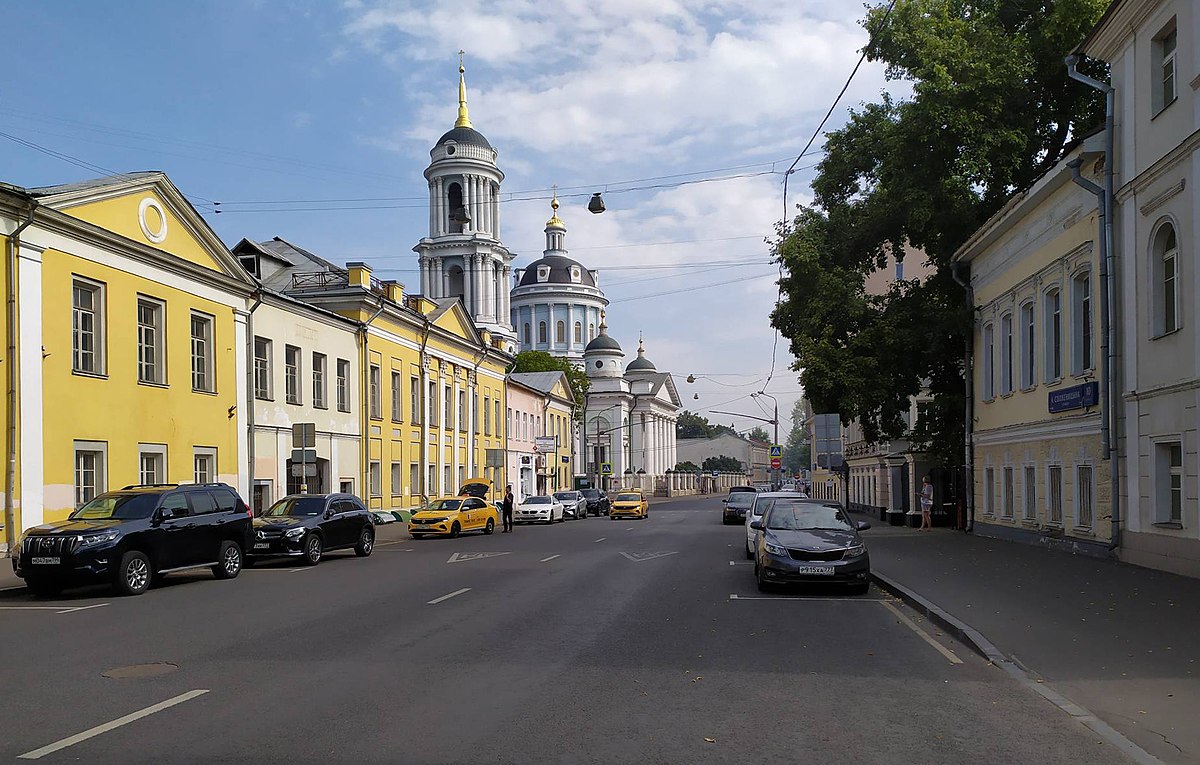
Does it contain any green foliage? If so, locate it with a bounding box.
[782,400,811,474]
[676,410,736,439]
[702,455,744,473]
[673,460,701,473]
[771,0,1107,465]
[508,351,589,420]
[747,426,771,443]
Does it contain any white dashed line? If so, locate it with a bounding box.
[56,603,109,614]
[540,555,560,562]
[593,537,607,543]
[427,587,472,605]
[729,561,753,566]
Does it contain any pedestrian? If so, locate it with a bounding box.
[919,475,934,531]
[502,485,515,533]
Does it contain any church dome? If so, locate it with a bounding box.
[437,125,492,150]
[626,338,657,373]
[517,254,597,287]
[585,333,622,352]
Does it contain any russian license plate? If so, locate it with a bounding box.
[253,543,270,550]
[797,566,833,576]
[30,556,60,565]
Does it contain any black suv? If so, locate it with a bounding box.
[13,483,253,597]
[249,493,374,566]
[581,488,611,516]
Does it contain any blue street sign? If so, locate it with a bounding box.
[1048,381,1099,413]
[769,444,783,458]
[601,462,613,475]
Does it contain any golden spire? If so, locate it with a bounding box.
[455,50,473,129]
[546,185,564,227]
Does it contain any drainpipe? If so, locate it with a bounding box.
[1066,53,1119,552]
[951,261,975,532]
[4,201,36,554]
[417,315,432,504]
[245,290,263,507]
[358,299,387,502]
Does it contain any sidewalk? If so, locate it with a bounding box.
[855,514,1200,764]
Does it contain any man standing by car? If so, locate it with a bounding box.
[502,485,515,533]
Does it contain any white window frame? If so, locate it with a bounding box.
[983,467,995,516]
[369,460,382,498]
[190,312,215,393]
[412,377,422,425]
[982,322,995,400]
[1153,21,1178,116]
[193,446,217,484]
[409,463,420,497]
[556,320,566,343]
[1023,464,1037,521]
[1154,439,1184,525]
[313,352,327,409]
[336,358,351,412]
[72,277,105,376]
[136,296,166,385]
[1019,301,1035,390]
[1048,464,1063,526]
[1002,466,1014,519]
[284,345,302,405]
[1075,463,1094,530]
[1071,272,1093,376]
[391,463,404,498]
[391,371,403,422]
[1044,287,1062,382]
[538,321,547,344]
[574,321,582,343]
[1152,221,1180,336]
[1000,312,1014,396]
[254,337,272,400]
[74,440,107,508]
[138,443,168,486]
[369,364,382,420]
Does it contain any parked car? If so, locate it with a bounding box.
[249,494,375,566]
[554,490,588,519]
[722,490,756,524]
[516,495,564,524]
[409,478,499,538]
[580,488,611,516]
[751,499,871,594]
[610,490,649,520]
[13,483,252,597]
[744,491,808,559]
[371,511,396,525]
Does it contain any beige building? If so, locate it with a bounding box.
[676,432,768,483]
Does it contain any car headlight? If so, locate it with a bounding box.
[763,540,788,556]
[79,530,120,548]
[426,517,448,523]
[843,543,866,558]
[285,527,306,538]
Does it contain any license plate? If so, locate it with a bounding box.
[797,566,833,575]
[253,543,270,550]
[30,556,60,565]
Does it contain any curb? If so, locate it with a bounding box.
[870,570,1164,765]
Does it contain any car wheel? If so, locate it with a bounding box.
[26,578,63,598]
[355,527,375,557]
[484,518,495,535]
[114,551,152,596]
[745,541,754,560]
[756,569,771,593]
[449,522,461,538]
[302,534,323,566]
[212,541,243,580]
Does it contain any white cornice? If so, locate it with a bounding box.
[972,413,1101,447]
[1116,128,1200,202]
[1079,0,1164,61]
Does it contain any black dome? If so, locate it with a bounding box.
[585,334,622,352]
[438,126,492,149]
[517,254,596,287]
[626,356,656,372]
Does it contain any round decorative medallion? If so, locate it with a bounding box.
[138,197,168,244]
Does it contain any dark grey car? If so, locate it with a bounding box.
[751,500,871,594]
[249,493,374,566]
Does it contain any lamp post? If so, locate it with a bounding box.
[752,391,780,489]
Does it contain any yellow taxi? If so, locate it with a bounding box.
[610,489,649,520]
[408,478,500,538]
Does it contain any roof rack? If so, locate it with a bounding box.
[121,483,180,490]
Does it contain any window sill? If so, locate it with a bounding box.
[1071,527,1095,536]
[1044,377,1064,388]
[72,369,108,380]
[999,391,1015,399]
[314,404,328,411]
[370,416,383,422]
[256,395,274,402]
[337,406,351,414]
[1019,384,1037,394]
[1071,371,1096,382]
[1152,521,1184,530]
[1150,327,1182,341]
[138,380,169,390]
[192,388,218,397]
[286,399,303,407]
[1151,97,1177,120]
[1021,518,1039,527]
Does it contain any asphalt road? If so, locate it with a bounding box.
[1,495,1134,764]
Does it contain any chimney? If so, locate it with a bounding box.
[347,261,372,288]
[382,280,404,303]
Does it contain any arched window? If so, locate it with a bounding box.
[1043,288,1061,382]
[982,322,995,400]
[1153,221,1179,335]
[574,321,582,343]
[999,312,1013,395]
[588,323,595,340]
[1071,271,1092,374]
[556,321,565,343]
[447,266,464,299]
[538,321,547,344]
[447,183,465,233]
[523,323,531,343]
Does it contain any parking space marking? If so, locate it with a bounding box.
[18,689,209,760]
[625,527,635,531]
[540,555,560,563]
[427,587,471,605]
[0,584,27,592]
[0,606,68,611]
[593,537,607,543]
[729,594,887,602]
[728,561,753,566]
[56,603,109,614]
[880,601,963,665]
[375,540,410,547]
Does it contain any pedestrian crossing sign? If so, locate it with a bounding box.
[769,444,783,458]
[601,462,613,475]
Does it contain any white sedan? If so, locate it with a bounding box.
[745,491,808,559]
[517,495,565,524]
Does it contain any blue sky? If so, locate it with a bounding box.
[3,0,901,438]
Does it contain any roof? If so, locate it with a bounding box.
[585,333,622,353]
[508,371,575,404]
[517,254,596,287]
[437,125,492,150]
[234,236,346,290]
[25,171,162,198]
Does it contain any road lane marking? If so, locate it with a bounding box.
[18,689,209,760]
[56,603,109,614]
[620,551,677,561]
[729,594,887,602]
[427,587,471,604]
[0,584,27,592]
[447,552,510,563]
[729,561,753,566]
[0,606,67,611]
[625,527,635,531]
[593,537,607,543]
[375,540,409,547]
[880,601,963,665]
[540,555,560,563]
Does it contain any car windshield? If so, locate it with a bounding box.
[615,493,641,502]
[553,492,576,500]
[765,503,853,531]
[525,496,551,504]
[266,497,326,517]
[726,493,755,508]
[70,493,158,520]
[428,499,463,512]
[581,489,601,498]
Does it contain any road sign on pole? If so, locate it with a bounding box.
[292,423,316,448]
[770,457,782,470]
[769,444,783,458]
[601,462,613,476]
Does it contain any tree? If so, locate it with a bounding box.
[508,351,589,420]
[770,0,1107,468]
[702,455,744,473]
[747,426,771,443]
[673,460,701,473]
[782,400,811,475]
[676,410,737,439]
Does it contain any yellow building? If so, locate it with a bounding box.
[955,137,1111,552]
[1,172,255,546]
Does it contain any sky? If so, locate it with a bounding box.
[1,0,903,440]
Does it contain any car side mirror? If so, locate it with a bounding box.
[856,520,871,531]
[156,507,175,521]
[324,509,335,519]
[750,521,762,530]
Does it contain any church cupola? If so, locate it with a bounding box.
[545,189,566,253]
[625,335,658,375]
[584,312,624,379]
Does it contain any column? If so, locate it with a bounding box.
[504,267,513,326]
[435,178,445,236]
[18,243,45,529]
[481,259,493,321]
[453,376,462,489]
[493,183,501,240]
[434,257,444,299]
[463,254,473,313]
[483,180,492,235]
[421,358,431,497]
[467,375,476,476]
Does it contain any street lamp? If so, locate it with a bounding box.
[752,391,780,488]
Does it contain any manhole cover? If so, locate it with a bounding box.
[102,662,179,679]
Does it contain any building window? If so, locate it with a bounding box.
[1153,22,1177,115]
[458,390,466,431]
[411,377,421,424]
[369,364,382,419]
[999,313,1013,396]
[443,465,451,494]
[285,345,302,404]
[574,321,582,343]
[484,396,491,435]
[1071,272,1092,375]
[136,297,165,385]
[1153,222,1179,335]
[589,323,595,340]
[1156,441,1184,524]
[138,444,166,485]
[369,461,382,498]
[189,313,214,393]
[1044,289,1062,382]
[983,467,995,516]
[523,322,531,344]
[391,463,403,498]
[982,323,995,400]
[428,464,436,495]
[1076,464,1094,529]
[538,321,547,344]
[1023,465,1037,521]
[254,337,272,399]
[391,371,403,422]
[409,463,419,496]
[1048,465,1063,525]
[312,353,327,409]
[336,359,350,412]
[507,407,512,438]
[194,447,216,484]
[1019,301,1035,389]
[443,385,452,428]
[1002,466,1014,518]
[474,392,480,434]
[72,278,105,375]
[495,401,501,440]
[556,321,565,343]
[429,381,437,426]
[74,442,106,508]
